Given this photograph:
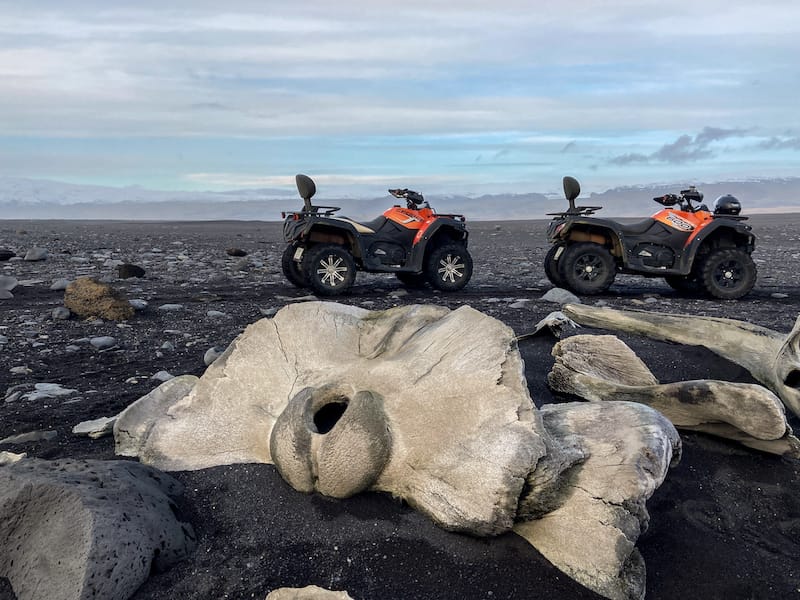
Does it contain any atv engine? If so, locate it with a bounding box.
[632,243,675,268]
[368,242,407,266]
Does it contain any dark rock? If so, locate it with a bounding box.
[0,458,195,600]
[226,248,247,257]
[117,263,146,279]
[0,249,15,261]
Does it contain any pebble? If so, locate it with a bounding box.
[160,341,176,351]
[258,306,279,317]
[151,370,175,382]
[72,416,117,439]
[0,335,8,345]
[204,346,226,366]
[158,303,184,311]
[541,288,582,305]
[771,293,789,299]
[23,247,48,261]
[0,451,26,465]
[51,307,71,320]
[50,278,72,290]
[89,336,117,350]
[10,366,32,375]
[206,310,228,319]
[24,383,79,401]
[0,275,19,291]
[129,299,149,310]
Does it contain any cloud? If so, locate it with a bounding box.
[759,136,800,151]
[609,127,748,165]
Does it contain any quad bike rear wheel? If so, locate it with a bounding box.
[699,247,756,299]
[281,243,308,288]
[425,243,473,291]
[304,244,357,296]
[544,244,566,288]
[559,242,616,295]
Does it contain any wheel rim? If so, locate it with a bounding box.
[572,253,605,282]
[317,254,348,286]
[437,253,466,282]
[713,259,744,289]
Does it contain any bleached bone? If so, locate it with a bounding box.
[562,304,800,418]
[548,334,799,457]
[515,310,580,341]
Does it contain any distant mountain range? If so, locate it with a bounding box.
[1,176,799,221]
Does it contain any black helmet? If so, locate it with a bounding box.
[713,194,741,215]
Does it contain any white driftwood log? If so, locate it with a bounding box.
[562,304,800,418]
[548,334,799,457]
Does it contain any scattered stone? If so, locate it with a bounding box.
[158,303,184,311]
[0,430,58,444]
[129,299,148,311]
[0,458,195,600]
[389,289,409,298]
[0,334,8,345]
[206,310,228,319]
[72,416,117,439]
[23,247,48,261]
[203,346,226,366]
[117,263,146,279]
[65,344,81,353]
[259,306,279,317]
[151,370,175,382]
[160,341,176,351]
[50,278,72,291]
[509,299,531,309]
[23,383,79,401]
[226,248,248,257]
[541,288,582,305]
[772,292,789,299]
[90,336,117,350]
[0,276,18,290]
[0,249,15,261]
[64,277,134,321]
[10,366,32,375]
[51,306,71,320]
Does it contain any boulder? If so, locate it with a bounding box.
[64,277,134,321]
[0,458,195,600]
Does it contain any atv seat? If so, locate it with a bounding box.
[332,216,387,234]
[615,219,657,235]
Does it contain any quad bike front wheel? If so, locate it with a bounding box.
[544,244,566,288]
[281,243,308,288]
[425,243,473,291]
[304,244,357,296]
[559,242,616,295]
[699,247,756,299]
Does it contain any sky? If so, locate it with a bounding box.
[1,0,799,199]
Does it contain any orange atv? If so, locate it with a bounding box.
[545,176,756,299]
[281,174,473,296]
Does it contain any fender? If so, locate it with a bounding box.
[674,218,756,274]
[405,219,469,272]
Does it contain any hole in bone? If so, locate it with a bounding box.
[313,400,349,434]
[785,369,800,391]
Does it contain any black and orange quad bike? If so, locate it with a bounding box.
[545,176,756,299]
[281,174,472,296]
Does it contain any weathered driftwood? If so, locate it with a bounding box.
[515,310,580,341]
[562,304,800,418]
[549,334,800,457]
